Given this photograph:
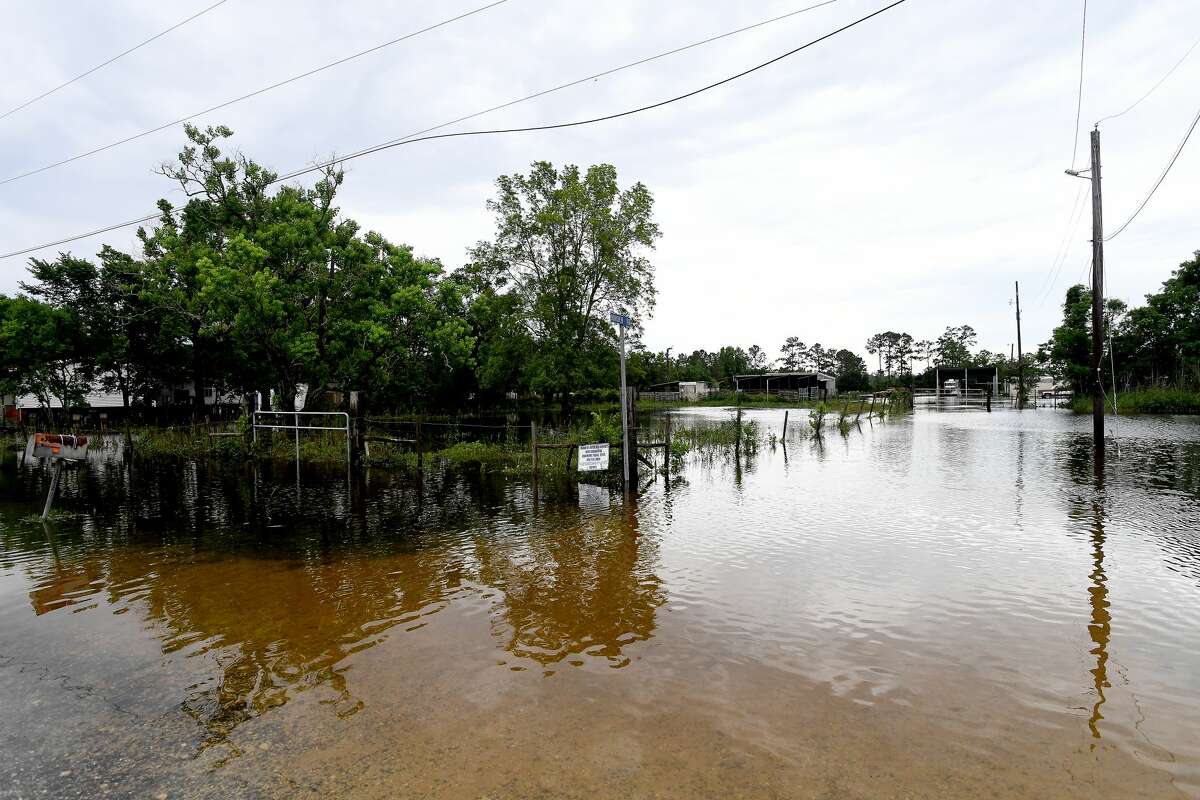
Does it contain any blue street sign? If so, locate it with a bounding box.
[609,312,631,327]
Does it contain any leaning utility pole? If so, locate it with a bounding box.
[1014,280,1025,409]
[1066,126,1105,457]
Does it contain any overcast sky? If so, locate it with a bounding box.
[1,0,1198,364]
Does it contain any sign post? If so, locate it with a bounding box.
[610,312,632,491]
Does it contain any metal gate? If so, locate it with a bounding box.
[252,411,351,463]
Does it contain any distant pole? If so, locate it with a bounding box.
[1014,280,1025,408]
[1088,127,1106,456]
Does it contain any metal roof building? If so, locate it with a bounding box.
[734,372,836,399]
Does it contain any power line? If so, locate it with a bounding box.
[0,1,508,186]
[1106,100,1200,241]
[1036,183,1088,307]
[1,0,232,121]
[1096,31,1200,125]
[1,0,907,260]
[1069,0,1088,170]
[273,0,847,182]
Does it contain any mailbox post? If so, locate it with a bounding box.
[30,433,90,519]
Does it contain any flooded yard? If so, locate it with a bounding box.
[2,407,1200,798]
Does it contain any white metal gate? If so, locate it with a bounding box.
[252,411,351,464]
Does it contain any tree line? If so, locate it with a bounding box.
[627,323,1017,396]
[1039,250,1200,394]
[0,125,660,419]
[0,124,1008,422]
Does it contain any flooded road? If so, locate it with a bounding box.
[2,408,1200,798]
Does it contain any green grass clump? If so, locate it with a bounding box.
[1072,388,1200,415]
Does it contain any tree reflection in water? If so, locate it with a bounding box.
[6,459,665,760]
[473,495,665,671]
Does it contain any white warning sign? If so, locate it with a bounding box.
[577,442,610,471]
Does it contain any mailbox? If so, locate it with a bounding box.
[32,433,90,461]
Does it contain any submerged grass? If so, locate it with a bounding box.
[1071,388,1200,415]
[84,394,910,476]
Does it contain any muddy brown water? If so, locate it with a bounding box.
[2,408,1200,798]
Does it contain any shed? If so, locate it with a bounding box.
[934,366,999,397]
[734,372,836,399]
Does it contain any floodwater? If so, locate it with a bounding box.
[2,408,1200,799]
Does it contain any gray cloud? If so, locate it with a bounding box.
[1,0,1197,363]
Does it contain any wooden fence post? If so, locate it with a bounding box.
[664,413,672,482]
[782,409,789,439]
[735,405,743,464]
[531,421,539,476]
[415,419,424,474]
[626,387,639,486]
[349,391,363,463]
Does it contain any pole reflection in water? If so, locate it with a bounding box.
[1087,498,1111,741]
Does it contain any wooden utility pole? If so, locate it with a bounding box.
[1088,128,1105,455]
[1014,280,1025,408]
[1067,126,1106,458]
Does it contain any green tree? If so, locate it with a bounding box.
[1038,284,1126,395]
[0,296,91,425]
[780,337,808,371]
[132,123,471,414]
[469,161,659,414]
[747,344,769,372]
[934,325,978,366]
[832,349,869,391]
[22,250,170,412]
[1116,250,1200,388]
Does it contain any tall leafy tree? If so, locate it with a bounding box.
[832,349,869,391]
[747,345,769,372]
[934,325,978,366]
[469,161,659,414]
[780,337,808,371]
[1038,284,1126,394]
[0,296,91,424]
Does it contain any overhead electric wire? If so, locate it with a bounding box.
[1,0,231,121]
[1037,207,1089,308]
[1036,183,1088,306]
[1096,31,1200,125]
[1,0,907,260]
[1105,98,1200,241]
[273,0,848,183]
[0,1,508,186]
[1069,0,1088,170]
